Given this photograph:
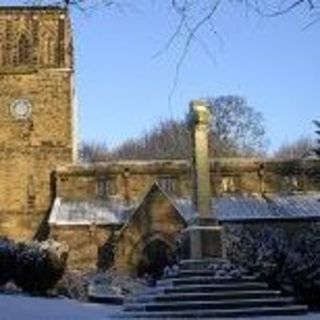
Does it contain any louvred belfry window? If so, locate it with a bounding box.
[17,33,31,65]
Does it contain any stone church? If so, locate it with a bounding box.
[0,6,319,275]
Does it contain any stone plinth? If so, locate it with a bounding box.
[182,217,224,259]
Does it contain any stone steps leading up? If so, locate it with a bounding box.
[117,259,308,318]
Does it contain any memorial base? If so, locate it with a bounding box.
[182,217,225,259]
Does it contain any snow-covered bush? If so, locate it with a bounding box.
[0,237,16,285]
[285,226,320,305]
[224,223,320,306]
[56,269,148,301]
[14,240,68,293]
[0,238,68,294]
[225,224,289,287]
[56,270,92,301]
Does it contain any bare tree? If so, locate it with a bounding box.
[23,1,320,23]
[109,95,266,160]
[111,119,191,160]
[20,0,320,92]
[22,1,118,10]
[273,136,315,159]
[208,96,266,157]
[20,1,320,39]
[79,141,110,162]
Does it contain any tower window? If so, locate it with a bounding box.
[46,36,57,66]
[17,33,31,65]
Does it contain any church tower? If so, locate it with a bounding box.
[0,6,75,239]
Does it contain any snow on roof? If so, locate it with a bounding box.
[264,193,320,220]
[48,197,132,226]
[48,193,320,226]
[174,193,320,222]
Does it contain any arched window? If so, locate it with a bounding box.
[0,35,3,66]
[46,36,56,66]
[40,31,58,67]
[17,33,31,65]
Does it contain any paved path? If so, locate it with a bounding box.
[0,293,319,320]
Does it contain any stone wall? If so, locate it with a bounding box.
[56,161,191,203]
[50,225,114,270]
[56,159,320,204]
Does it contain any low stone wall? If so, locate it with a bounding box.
[50,225,115,270]
[56,159,320,202]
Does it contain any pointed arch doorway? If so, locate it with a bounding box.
[137,238,175,280]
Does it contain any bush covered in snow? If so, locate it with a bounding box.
[0,237,16,286]
[224,223,320,306]
[56,269,148,301]
[55,270,92,301]
[285,226,320,305]
[0,238,68,294]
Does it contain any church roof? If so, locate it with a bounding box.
[48,197,132,226]
[118,182,187,233]
[48,192,320,226]
[175,192,320,222]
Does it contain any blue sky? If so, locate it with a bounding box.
[5,1,320,153]
[72,2,319,153]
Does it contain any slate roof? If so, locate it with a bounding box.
[175,193,320,222]
[263,193,320,220]
[49,192,320,226]
[48,197,133,226]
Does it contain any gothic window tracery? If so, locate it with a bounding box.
[46,36,56,66]
[40,28,58,67]
[16,33,32,65]
[0,33,3,66]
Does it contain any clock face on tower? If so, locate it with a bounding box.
[10,99,32,120]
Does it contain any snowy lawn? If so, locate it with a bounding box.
[0,293,121,320]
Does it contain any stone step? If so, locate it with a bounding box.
[163,282,269,294]
[124,297,295,312]
[127,290,282,303]
[167,269,249,278]
[117,305,308,318]
[179,258,229,268]
[157,275,257,287]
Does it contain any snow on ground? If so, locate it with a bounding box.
[0,293,320,320]
[0,294,120,320]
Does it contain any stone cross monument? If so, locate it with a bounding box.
[189,100,212,219]
[184,100,224,259]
